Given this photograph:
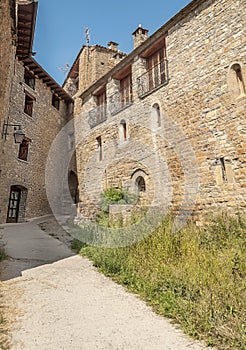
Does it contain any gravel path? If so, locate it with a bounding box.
[1,217,209,350]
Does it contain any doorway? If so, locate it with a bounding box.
[7,185,28,223]
[7,186,21,223]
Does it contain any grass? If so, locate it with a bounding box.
[78,213,246,349]
[0,246,7,262]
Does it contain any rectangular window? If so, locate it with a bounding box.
[137,37,168,97]
[24,94,34,116]
[96,89,107,122]
[120,74,132,107]
[96,136,102,161]
[52,94,60,110]
[18,137,31,161]
[24,69,35,89]
[147,44,167,90]
[220,157,227,183]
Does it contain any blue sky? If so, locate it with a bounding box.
[34,0,191,85]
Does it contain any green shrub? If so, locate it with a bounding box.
[70,239,87,253]
[100,188,137,213]
[79,214,246,349]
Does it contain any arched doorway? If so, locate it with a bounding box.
[7,185,28,223]
[68,171,79,204]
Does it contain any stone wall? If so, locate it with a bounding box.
[74,0,246,221]
[78,45,125,92]
[0,60,69,223]
[0,0,15,120]
[0,0,16,179]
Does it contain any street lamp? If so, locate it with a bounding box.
[1,121,25,144]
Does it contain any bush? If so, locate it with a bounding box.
[100,188,137,213]
[79,214,246,349]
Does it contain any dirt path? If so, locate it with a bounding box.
[1,218,209,350]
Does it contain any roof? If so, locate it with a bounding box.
[23,57,73,102]
[16,0,38,58]
[16,0,73,103]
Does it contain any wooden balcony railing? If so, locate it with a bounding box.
[137,59,169,98]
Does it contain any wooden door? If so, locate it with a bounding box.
[7,187,21,223]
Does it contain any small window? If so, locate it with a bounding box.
[214,157,234,185]
[220,157,227,183]
[52,94,60,110]
[68,133,74,151]
[152,103,161,127]
[120,119,127,142]
[24,69,35,89]
[96,136,102,161]
[24,94,34,116]
[228,63,246,99]
[136,176,146,192]
[18,137,31,161]
[232,64,245,97]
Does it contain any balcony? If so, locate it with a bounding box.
[88,104,107,129]
[109,84,133,115]
[137,59,169,98]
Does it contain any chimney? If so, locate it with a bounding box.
[108,41,119,51]
[132,24,149,49]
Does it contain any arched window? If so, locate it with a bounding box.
[152,103,161,127]
[120,119,127,141]
[228,63,246,99]
[96,136,102,161]
[136,176,146,192]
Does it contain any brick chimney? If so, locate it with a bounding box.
[108,41,119,51]
[132,24,149,49]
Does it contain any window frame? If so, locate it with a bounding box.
[24,92,35,117]
[18,136,31,162]
[24,68,35,90]
[52,94,60,110]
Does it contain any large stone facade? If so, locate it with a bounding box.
[0,0,16,122]
[1,0,245,224]
[0,0,74,223]
[0,0,16,172]
[70,0,246,221]
[0,60,71,223]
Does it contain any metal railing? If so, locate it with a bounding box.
[109,84,133,115]
[88,104,107,129]
[137,59,168,98]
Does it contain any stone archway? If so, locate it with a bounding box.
[68,171,79,204]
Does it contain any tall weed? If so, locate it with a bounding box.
[80,214,246,349]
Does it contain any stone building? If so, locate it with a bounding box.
[65,0,246,222]
[0,0,73,223]
[63,42,126,97]
[0,0,16,172]
[1,0,245,225]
